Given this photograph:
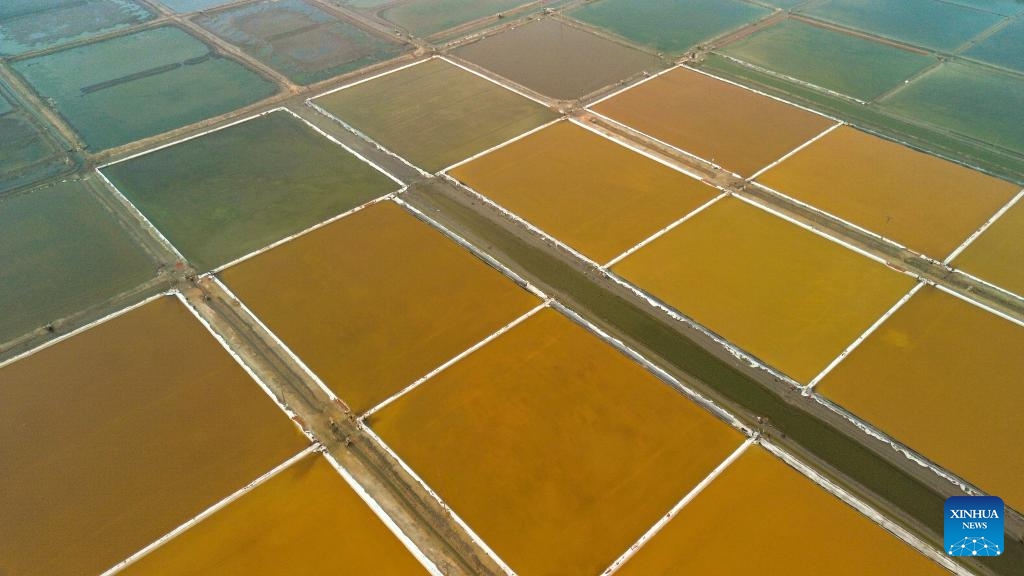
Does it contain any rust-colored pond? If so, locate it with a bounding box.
[591,66,835,177]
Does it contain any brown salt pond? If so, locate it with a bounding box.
[591,66,836,177]
[452,17,658,100]
[818,285,1024,512]
[616,446,948,575]
[311,58,555,172]
[449,120,719,264]
[0,295,308,576]
[220,200,538,414]
[368,307,744,575]
[757,126,1018,259]
[120,453,431,575]
[611,196,916,383]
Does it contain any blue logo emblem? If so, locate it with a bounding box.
[945,496,1003,557]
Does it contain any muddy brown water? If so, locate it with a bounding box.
[453,18,659,100]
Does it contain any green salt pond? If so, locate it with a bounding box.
[0,113,66,191]
[880,61,1024,155]
[1,0,84,18]
[572,0,771,54]
[101,110,398,272]
[0,0,153,56]
[799,0,1004,51]
[157,0,238,12]
[12,26,278,150]
[964,18,1024,73]
[759,0,807,7]
[0,85,67,193]
[944,0,1024,15]
[720,19,936,100]
[199,0,406,85]
[381,0,529,37]
[700,52,1024,182]
[0,179,154,344]
[336,0,394,6]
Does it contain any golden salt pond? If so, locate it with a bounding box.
[449,120,718,264]
[616,446,947,575]
[120,453,429,575]
[0,296,308,576]
[591,67,835,177]
[818,286,1024,512]
[953,196,1024,297]
[369,308,744,576]
[612,197,915,383]
[221,201,538,414]
[758,126,1018,258]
